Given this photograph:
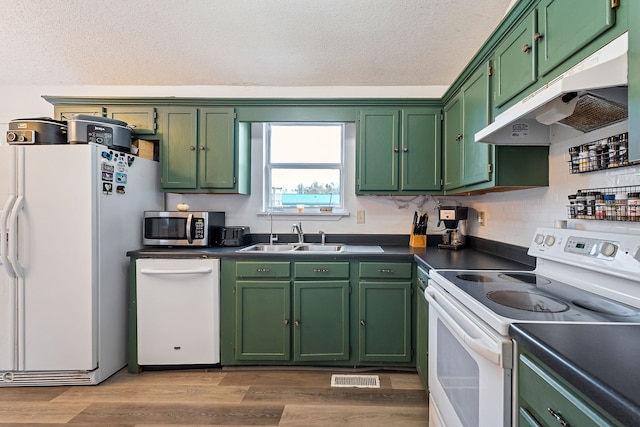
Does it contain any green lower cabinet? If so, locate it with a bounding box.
[518,350,622,427]
[358,282,412,363]
[235,281,291,361]
[293,281,350,362]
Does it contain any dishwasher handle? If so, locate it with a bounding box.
[139,268,213,275]
[425,286,506,367]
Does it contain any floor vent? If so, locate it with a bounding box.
[330,374,380,388]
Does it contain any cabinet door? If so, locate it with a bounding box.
[494,11,537,107]
[293,281,350,362]
[443,95,463,190]
[537,0,616,76]
[401,108,441,191]
[108,106,157,135]
[235,281,291,361]
[199,107,236,189]
[357,109,400,192]
[461,63,492,186]
[358,282,412,363]
[519,353,617,427]
[160,107,198,190]
[55,106,105,120]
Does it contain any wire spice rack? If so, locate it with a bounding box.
[568,132,638,173]
[568,185,640,222]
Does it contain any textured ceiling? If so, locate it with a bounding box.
[0,0,514,87]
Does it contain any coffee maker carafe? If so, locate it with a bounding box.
[437,206,468,250]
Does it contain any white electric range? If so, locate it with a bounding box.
[425,227,640,427]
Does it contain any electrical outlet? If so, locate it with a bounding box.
[356,210,365,224]
[478,211,486,226]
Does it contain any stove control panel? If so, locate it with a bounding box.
[564,236,617,258]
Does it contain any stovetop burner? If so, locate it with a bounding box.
[437,269,640,323]
[487,290,569,313]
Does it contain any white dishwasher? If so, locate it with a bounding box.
[136,258,220,365]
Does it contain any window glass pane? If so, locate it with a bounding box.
[271,168,340,207]
[270,125,342,163]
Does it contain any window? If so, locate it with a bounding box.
[265,123,344,212]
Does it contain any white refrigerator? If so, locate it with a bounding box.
[0,143,163,386]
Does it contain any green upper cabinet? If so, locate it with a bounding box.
[158,106,250,194]
[54,106,105,120]
[357,107,440,194]
[537,0,616,76]
[107,106,157,135]
[159,107,198,189]
[494,0,617,107]
[444,63,492,191]
[494,11,538,108]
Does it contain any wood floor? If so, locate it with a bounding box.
[0,367,428,426]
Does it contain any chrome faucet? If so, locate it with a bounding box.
[291,222,304,244]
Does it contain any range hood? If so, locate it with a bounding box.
[475,32,628,145]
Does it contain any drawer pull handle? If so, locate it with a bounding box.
[256,268,271,273]
[378,269,394,273]
[313,268,330,273]
[547,408,570,427]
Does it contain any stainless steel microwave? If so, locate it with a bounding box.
[143,211,225,246]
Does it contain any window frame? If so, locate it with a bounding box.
[263,122,346,213]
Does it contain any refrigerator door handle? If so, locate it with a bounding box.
[8,195,25,278]
[1,195,16,277]
[186,213,193,244]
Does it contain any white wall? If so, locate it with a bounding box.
[2,84,639,245]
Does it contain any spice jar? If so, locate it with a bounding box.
[595,193,606,220]
[608,136,619,168]
[628,192,640,222]
[604,194,616,220]
[615,193,628,221]
[585,192,597,219]
[567,194,577,219]
[575,191,586,219]
[619,133,629,166]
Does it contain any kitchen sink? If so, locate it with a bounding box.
[237,243,383,253]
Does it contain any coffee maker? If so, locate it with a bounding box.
[437,206,468,250]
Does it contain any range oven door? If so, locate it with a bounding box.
[425,282,513,427]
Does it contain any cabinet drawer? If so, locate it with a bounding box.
[236,261,291,278]
[359,262,412,279]
[519,353,616,427]
[294,262,350,279]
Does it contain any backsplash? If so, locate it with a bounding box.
[462,123,640,247]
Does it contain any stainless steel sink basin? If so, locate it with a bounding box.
[238,244,296,252]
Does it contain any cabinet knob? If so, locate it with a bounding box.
[403,147,408,152]
[393,148,399,153]
[200,146,205,151]
[294,320,300,327]
[533,32,543,42]
[522,43,531,53]
[360,320,366,326]
[455,133,463,142]
[284,319,290,325]
[189,145,196,151]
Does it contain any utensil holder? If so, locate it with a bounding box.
[409,225,427,248]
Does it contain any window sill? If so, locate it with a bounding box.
[258,209,349,221]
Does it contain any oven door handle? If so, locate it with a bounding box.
[425,287,503,366]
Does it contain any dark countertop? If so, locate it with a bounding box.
[128,234,534,272]
[510,323,640,426]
